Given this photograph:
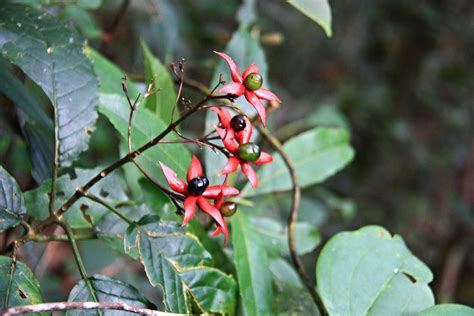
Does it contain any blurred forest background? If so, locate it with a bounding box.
[1,0,472,307]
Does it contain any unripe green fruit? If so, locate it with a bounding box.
[243,73,263,91]
[221,202,237,217]
[237,143,261,162]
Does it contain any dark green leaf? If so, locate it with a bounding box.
[128,217,236,314]
[0,59,53,182]
[0,256,45,311]
[0,167,26,232]
[0,4,99,166]
[418,304,474,316]
[66,274,155,316]
[231,211,273,316]
[316,225,435,315]
[241,127,355,197]
[24,168,129,228]
[287,0,332,37]
[141,41,177,122]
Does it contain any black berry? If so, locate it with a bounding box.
[187,176,209,196]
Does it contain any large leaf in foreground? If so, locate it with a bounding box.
[288,0,332,37]
[126,216,236,314]
[418,304,474,316]
[0,256,44,311]
[67,274,155,316]
[242,127,355,197]
[316,226,435,316]
[0,167,26,232]
[0,4,99,166]
[231,211,273,316]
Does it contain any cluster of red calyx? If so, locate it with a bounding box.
[159,52,281,244]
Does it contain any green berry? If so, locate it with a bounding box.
[221,201,237,217]
[243,73,263,91]
[237,143,261,162]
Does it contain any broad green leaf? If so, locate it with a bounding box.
[127,217,236,314]
[270,258,319,315]
[206,26,269,183]
[24,168,129,228]
[0,167,26,232]
[231,211,273,316]
[237,0,257,27]
[60,6,102,39]
[0,4,99,166]
[86,48,191,180]
[250,216,320,256]
[418,304,474,316]
[316,225,435,316]
[67,274,155,316]
[99,93,191,181]
[141,41,177,122]
[0,256,45,311]
[0,60,53,182]
[242,127,355,197]
[288,0,332,37]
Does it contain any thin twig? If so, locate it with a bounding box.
[1,301,179,315]
[28,230,97,242]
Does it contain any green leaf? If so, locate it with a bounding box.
[231,211,273,316]
[206,26,268,183]
[0,59,54,182]
[66,274,155,316]
[141,41,177,122]
[270,258,319,315]
[0,167,26,232]
[0,256,45,311]
[242,127,355,197]
[24,168,129,228]
[60,6,102,39]
[418,304,474,316]
[128,217,236,314]
[99,93,191,181]
[287,0,332,37]
[250,216,320,256]
[0,4,99,166]
[86,48,191,181]
[316,225,435,316]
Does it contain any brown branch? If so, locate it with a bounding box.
[1,301,179,315]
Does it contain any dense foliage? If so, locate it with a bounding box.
[0,1,472,315]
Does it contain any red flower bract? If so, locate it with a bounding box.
[214,51,281,127]
[159,156,238,243]
[211,107,273,188]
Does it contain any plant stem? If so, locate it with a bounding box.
[83,192,133,225]
[258,126,328,316]
[58,220,101,312]
[1,301,167,315]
